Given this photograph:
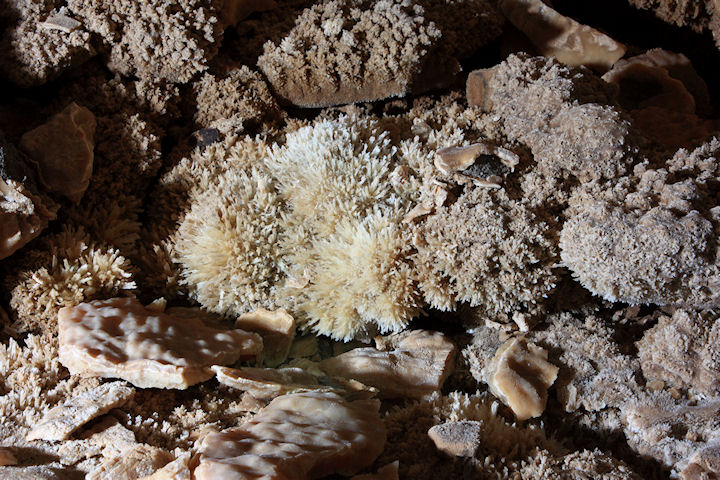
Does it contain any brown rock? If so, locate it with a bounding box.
[0,447,17,466]
[0,177,57,260]
[235,308,295,367]
[58,297,263,389]
[682,443,720,480]
[20,102,96,203]
[27,381,135,441]
[87,444,174,480]
[486,336,559,421]
[428,421,484,458]
[319,329,456,400]
[499,0,626,71]
[350,462,399,480]
[195,392,386,480]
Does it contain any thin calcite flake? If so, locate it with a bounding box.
[319,329,457,400]
[27,381,135,441]
[195,392,386,480]
[58,297,262,389]
[212,365,325,400]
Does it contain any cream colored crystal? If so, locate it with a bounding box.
[87,444,174,480]
[320,329,456,400]
[195,392,386,480]
[499,0,626,70]
[235,308,295,367]
[486,337,559,421]
[212,365,326,400]
[141,453,197,480]
[27,381,135,441]
[19,102,96,203]
[58,297,263,389]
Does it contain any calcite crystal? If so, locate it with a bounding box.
[212,365,325,400]
[19,102,96,203]
[58,297,263,389]
[27,381,135,441]
[195,392,386,479]
[498,0,626,70]
[486,336,559,421]
[319,329,456,399]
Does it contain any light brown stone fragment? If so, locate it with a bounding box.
[212,366,326,400]
[58,297,263,389]
[486,336,559,421]
[236,308,295,367]
[0,447,17,466]
[19,102,96,203]
[195,392,386,480]
[467,67,499,111]
[435,143,519,175]
[428,421,484,458]
[87,444,174,480]
[350,462,399,480]
[320,330,456,400]
[499,0,626,70]
[27,381,134,441]
[40,14,83,33]
[682,443,720,480]
[141,453,197,480]
[57,416,137,465]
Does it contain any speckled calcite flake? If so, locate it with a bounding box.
[58,297,263,389]
[27,381,135,441]
[195,392,386,480]
[319,329,456,399]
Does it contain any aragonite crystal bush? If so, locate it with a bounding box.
[4,0,720,478]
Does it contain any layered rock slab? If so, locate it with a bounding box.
[195,391,386,479]
[58,297,263,389]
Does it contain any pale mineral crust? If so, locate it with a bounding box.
[86,444,174,480]
[319,329,456,399]
[27,381,135,441]
[258,0,503,107]
[58,297,263,388]
[0,1,94,86]
[193,66,284,135]
[499,0,626,70]
[19,102,96,203]
[637,308,720,395]
[195,392,386,479]
[623,397,720,472]
[682,443,720,480]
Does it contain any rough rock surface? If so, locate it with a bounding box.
[637,308,720,395]
[428,421,484,457]
[27,381,134,441]
[86,444,174,480]
[320,329,456,399]
[258,0,503,106]
[195,392,386,479]
[58,297,263,388]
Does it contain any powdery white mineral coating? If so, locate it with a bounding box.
[319,329,456,400]
[58,297,263,389]
[485,336,558,421]
[19,102,96,203]
[26,381,135,441]
[637,308,720,395]
[195,392,386,480]
[499,0,626,71]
